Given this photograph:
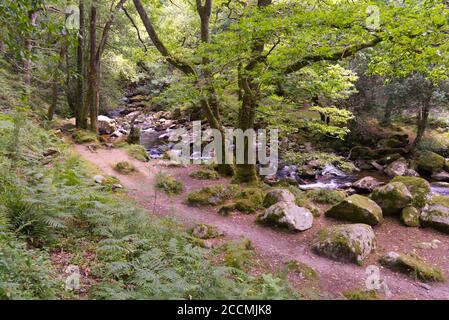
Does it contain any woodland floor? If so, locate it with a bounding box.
[74,144,449,300]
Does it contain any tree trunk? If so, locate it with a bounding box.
[380,96,394,127]
[412,100,431,151]
[75,0,85,127]
[233,0,272,183]
[23,11,38,96]
[48,43,67,120]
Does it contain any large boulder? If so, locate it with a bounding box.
[377,138,407,149]
[97,115,117,134]
[420,195,449,234]
[370,182,412,215]
[416,150,445,173]
[352,176,384,193]
[258,202,313,231]
[263,189,296,208]
[391,176,431,208]
[311,224,376,265]
[325,194,383,225]
[384,158,408,177]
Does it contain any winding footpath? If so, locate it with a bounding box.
[75,144,449,300]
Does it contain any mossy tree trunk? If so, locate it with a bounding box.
[134,0,234,176]
[233,0,273,184]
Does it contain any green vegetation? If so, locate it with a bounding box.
[155,172,184,195]
[307,189,347,205]
[284,151,356,173]
[189,169,220,180]
[0,117,297,300]
[72,130,98,144]
[113,161,137,174]
[118,143,149,162]
[223,239,253,270]
[380,253,445,282]
[342,290,380,300]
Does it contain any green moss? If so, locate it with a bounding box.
[370,182,412,215]
[342,290,380,300]
[72,130,98,144]
[325,194,383,226]
[400,206,420,227]
[113,161,137,174]
[307,189,347,205]
[284,186,321,216]
[415,150,445,173]
[190,224,221,239]
[218,203,237,216]
[189,169,220,180]
[187,184,240,206]
[380,253,445,282]
[391,176,431,208]
[285,260,319,282]
[155,172,184,195]
[119,143,149,162]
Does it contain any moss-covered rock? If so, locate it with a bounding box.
[401,206,420,227]
[257,202,313,231]
[311,224,376,265]
[380,252,445,282]
[378,138,406,148]
[384,158,408,177]
[352,176,384,193]
[370,182,412,215]
[263,189,296,208]
[419,195,449,233]
[416,150,445,173]
[391,176,431,208]
[189,169,220,180]
[342,290,380,300]
[306,189,347,205]
[191,224,222,239]
[325,194,383,225]
[187,184,240,206]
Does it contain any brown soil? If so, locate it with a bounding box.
[74,144,449,300]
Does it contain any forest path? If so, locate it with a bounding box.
[74,144,449,300]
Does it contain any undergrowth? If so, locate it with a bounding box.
[0,112,297,300]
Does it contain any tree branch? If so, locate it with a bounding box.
[123,6,147,51]
[133,0,195,75]
[284,35,382,75]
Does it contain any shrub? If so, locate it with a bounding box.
[224,239,253,270]
[155,172,184,195]
[189,169,220,180]
[113,161,137,174]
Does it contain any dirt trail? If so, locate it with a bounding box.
[75,144,449,300]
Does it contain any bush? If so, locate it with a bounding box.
[189,169,220,180]
[155,172,184,195]
[113,161,137,174]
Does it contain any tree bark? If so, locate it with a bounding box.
[234,0,272,183]
[75,0,85,127]
[412,99,431,151]
[48,42,67,120]
[380,96,394,127]
[23,10,38,96]
[134,0,234,175]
